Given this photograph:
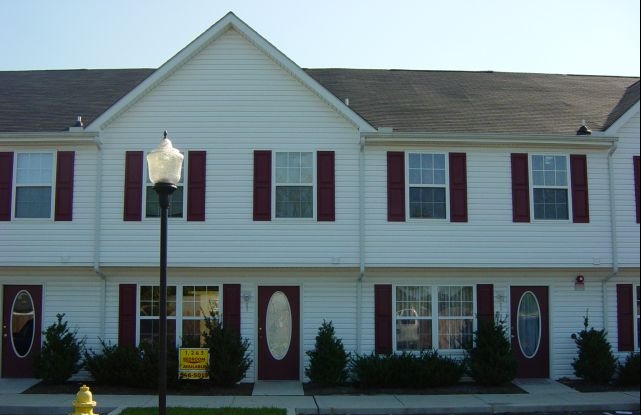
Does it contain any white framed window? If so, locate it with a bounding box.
[407,153,447,219]
[138,285,219,347]
[531,155,569,220]
[144,160,185,218]
[274,151,314,218]
[395,285,474,351]
[13,152,54,219]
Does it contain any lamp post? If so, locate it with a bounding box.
[146,131,183,415]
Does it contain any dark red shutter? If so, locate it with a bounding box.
[476,284,494,324]
[616,284,634,352]
[374,284,393,354]
[223,284,241,337]
[317,151,335,221]
[123,151,143,221]
[0,152,13,221]
[119,284,137,347]
[634,156,640,224]
[570,154,589,223]
[187,151,206,221]
[54,151,75,221]
[253,150,272,221]
[449,152,468,222]
[511,153,530,222]
[387,152,405,222]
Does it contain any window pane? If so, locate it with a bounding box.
[409,153,420,169]
[182,286,219,317]
[139,286,176,317]
[397,319,432,351]
[438,286,473,317]
[438,319,473,349]
[275,186,313,218]
[16,153,52,184]
[146,186,184,218]
[140,319,176,348]
[396,286,431,317]
[533,189,568,220]
[15,187,51,218]
[409,187,446,219]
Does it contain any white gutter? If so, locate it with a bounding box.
[602,141,619,332]
[356,134,366,353]
[92,135,107,340]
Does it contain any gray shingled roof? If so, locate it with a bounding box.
[0,69,153,132]
[0,68,638,134]
[305,69,639,134]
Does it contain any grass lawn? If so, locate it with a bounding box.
[119,408,285,415]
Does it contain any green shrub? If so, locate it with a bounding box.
[202,315,252,387]
[84,340,178,388]
[465,319,517,386]
[33,313,85,384]
[616,353,640,386]
[571,315,616,384]
[350,350,463,388]
[305,320,349,386]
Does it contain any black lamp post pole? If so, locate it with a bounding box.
[154,182,176,415]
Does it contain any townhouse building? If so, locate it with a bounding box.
[1,13,639,381]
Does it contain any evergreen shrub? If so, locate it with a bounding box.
[350,350,463,388]
[33,313,85,384]
[465,318,517,386]
[571,315,616,384]
[202,314,252,387]
[616,352,640,386]
[305,320,349,386]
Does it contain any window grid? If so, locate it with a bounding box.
[139,285,177,347]
[14,152,54,219]
[395,285,473,352]
[145,160,185,218]
[181,286,219,347]
[408,153,447,219]
[531,155,569,220]
[275,152,314,218]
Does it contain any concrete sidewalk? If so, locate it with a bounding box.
[0,378,638,415]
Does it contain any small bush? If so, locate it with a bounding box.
[616,353,640,386]
[305,320,349,386]
[33,313,85,384]
[465,318,517,386]
[203,314,252,387]
[84,340,178,388]
[350,350,463,388]
[571,315,617,384]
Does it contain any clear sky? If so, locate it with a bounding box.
[1,0,639,76]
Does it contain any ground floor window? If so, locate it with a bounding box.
[395,285,473,351]
[138,285,219,347]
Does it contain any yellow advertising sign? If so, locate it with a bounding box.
[178,348,209,380]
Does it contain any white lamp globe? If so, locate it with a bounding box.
[147,131,184,185]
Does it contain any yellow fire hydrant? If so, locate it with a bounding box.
[69,384,98,415]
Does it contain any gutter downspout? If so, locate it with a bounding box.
[602,141,619,332]
[92,135,107,340]
[356,134,366,354]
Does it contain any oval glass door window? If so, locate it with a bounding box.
[517,291,541,359]
[11,290,36,358]
[265,291,292,360]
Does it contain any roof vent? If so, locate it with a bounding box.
[344,97,350,106]
[576,120,591,135]
[69,116,84,131]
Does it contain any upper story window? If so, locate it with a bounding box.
[395,285,473,351]
[145,161,184,218]
[14,153,53,219]
[275,152,314,218]
[408,153,447,219]
[531,155,569,220]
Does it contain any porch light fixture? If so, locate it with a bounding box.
[574,274,585,290]
[146,131,183,415]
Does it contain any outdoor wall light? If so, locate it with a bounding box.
[574,274,585,290]
[147,131,183,415]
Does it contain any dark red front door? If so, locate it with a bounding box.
[510,286,549,378]
[2,285,42,377]
[257,286,300,380]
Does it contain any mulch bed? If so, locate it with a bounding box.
[303,381,526,395]
[23,380,254,396]
[557,378,640,393]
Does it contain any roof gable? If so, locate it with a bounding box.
[87,12,374,133]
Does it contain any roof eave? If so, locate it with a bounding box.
[362,131,617,149]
